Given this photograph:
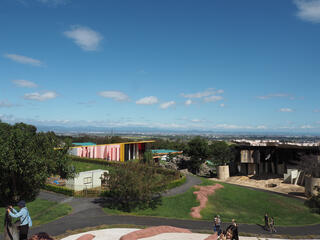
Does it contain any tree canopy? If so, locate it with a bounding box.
[209,141,235,166]
[0,122,75,205]
[185,137,210,173]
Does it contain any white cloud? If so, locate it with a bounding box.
[136,96,158,105]
[213,124,268,130]
[257,93,291,100]
[160,101,175,109]
[220,103,225,107]
[204,95,223,102]
[181,89,216,98]
[137,70,147,74]
[0,100,13,108]
[64,26,103,51]
[191,119,204,123]
[24,91,57,101]
[4,54,43,66]
[99,91,129,101]
[185,99,192,105]
[182,88,224,104]
[301,125,314,129]
[12,80,38,88]
[37,0,68,6]
[279,108,294,112]
[294,0,320,23]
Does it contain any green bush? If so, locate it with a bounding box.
[305,187,320,214]
[101,162,167,212]
[165,175,186,190]
[43,184,74,196]
[70,155,124,167]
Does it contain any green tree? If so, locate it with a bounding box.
[0,122,75,205]
[142,150,153,164]
[102,162,165,212]
[209,141,235,166]
[185,137,209,174]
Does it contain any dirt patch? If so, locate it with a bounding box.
[119,226,192,240]
[190,184,224,219]
[211,176,306,199]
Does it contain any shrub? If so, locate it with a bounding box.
[101,162,168,212]
[70,155,124,167]
[43,184,74,196]
[305,186,320,214]
[165,175,186,190]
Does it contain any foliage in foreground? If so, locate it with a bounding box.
[101,162,179,212]
[0,121,75,205]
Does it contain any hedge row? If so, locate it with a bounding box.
[70,155,180,178]
[43,184,74,196]
[70,155,124,167]
[164,175,187,190]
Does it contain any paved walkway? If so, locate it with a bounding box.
[3,175,319,238]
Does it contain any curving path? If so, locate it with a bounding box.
[162,174,202,197]
[3,175,319,239]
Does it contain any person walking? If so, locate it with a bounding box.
[7,200,32,240]
[231,219,239,240]
[264,213,269,231]
[216,215,222,235]
[269,217,277,233]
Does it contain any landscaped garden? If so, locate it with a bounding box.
[0,199,71,232]
[103,178,320,226]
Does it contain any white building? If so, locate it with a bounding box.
[66,169,109,191]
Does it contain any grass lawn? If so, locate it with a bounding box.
[0,199,71,232]
[71,160,113,172]
[103,178,320,226]
[201,181,320,226]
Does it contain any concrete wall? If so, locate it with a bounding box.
[66,169,109,191]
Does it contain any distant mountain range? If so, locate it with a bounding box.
[35,124,320,137]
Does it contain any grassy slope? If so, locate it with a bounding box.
[201,181,320,226]
[0,199,71,232]
[104,178,320,226]
[104,187,198,219]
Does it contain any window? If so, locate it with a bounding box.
[83,177,92,184]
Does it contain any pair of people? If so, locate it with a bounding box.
[214,216,239,240]
[264,213,276,233]
[6,200,32,240]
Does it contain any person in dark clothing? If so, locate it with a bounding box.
[231,219,239,240]
[264,213,269,231]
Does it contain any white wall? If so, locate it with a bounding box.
[66,169,109,191]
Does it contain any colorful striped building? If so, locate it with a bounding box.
[68,141,154,162]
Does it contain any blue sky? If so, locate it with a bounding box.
[1,0,320,133]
